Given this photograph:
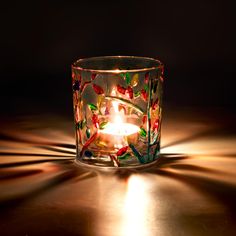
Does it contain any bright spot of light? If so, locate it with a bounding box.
[121,175,152,236]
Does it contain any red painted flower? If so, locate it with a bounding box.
[92,114,99,128]
[80,81,91,92]
[152,118,159,131]
[117,146,128,156]
[72,72,75,80]
[91,73,96,80]
[161,67,164,76]
[93,84,104,94]
[145,72,149,84]
[142,115,147,124]
[127,86,133,99]
[80,132,98,156]
[117,84,126,94]
[152,97,159,110]
[141,89,148,101]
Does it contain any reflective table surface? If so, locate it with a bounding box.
[0,107,236,236]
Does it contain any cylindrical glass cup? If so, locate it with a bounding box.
[72,56,164,168]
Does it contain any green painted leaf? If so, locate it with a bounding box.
[118,153,131,160]
[88,103,98,111]
[144,84,149,92]
[125,72,131,85]
[134,91,141,97]
[120,73,125,78]
[129,143,146,164]
[139,127,147,137]
[99,121,108,130]
[86,128,91,138]
[80,120,87,129]
[76,120,86,129]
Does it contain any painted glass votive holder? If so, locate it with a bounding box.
[72,56,164,168]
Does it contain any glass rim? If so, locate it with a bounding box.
[71,55,164,73]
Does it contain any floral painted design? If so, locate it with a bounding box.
[72,67,164,167]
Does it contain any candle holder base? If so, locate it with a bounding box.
[76,145,161,168]
[74,153,162,171]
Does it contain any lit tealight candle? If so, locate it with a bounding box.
[100,98,139,136]
[100,118,140,136]
[99,99,139,148]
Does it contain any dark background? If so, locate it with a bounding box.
[0,0,235,118]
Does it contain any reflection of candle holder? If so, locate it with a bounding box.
[72,56,164,167]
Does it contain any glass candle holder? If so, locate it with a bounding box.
[72,56,164,168]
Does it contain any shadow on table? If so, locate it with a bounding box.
[0,119,236,221]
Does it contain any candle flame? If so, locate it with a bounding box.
[114,114,122,124]
[112,101,119,114]
[100,96,139,136]
[112,97,123,124]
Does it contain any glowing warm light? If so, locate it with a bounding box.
[121,175,152,236]
[100,122,139,136]
[100,96,139,136]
